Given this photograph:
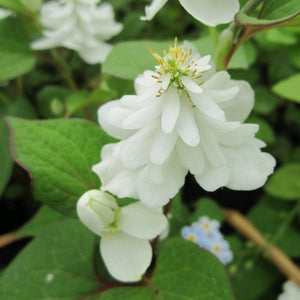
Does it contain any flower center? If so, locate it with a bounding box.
[187,234,196,242]
[213,244,221,253]
[105,207,122,239]
[203,222,211,230]
[149,37,205,91]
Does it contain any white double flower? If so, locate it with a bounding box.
[93,40,275,208]
[141,0,240,26]
[278,280,300,300]
[32,0,123,64]
[77,190,167,282]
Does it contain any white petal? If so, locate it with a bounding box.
[206,86,240,103]
[100,232,152,282]
[77,42,112,64]
[219,80,254,122]
[161,87,180,133]
[118,202,167,239]
[201,128,226,166]
[141,0,168,20]
[137,154,187,208]
[176,96,200,147]
[181,77,203,94]
[179,0,240,26]
[98,101,134,140]
[195,165,229,191]
[122,100,162,129]
[176,139,205,175]
[150,130,178,165]
[203,71,231,90]
[102,170,139,199]
[223,141,276,190]
[120,122,157,169]
[191,92,225,121]
[216,124,259,146]
[0,8,12,19]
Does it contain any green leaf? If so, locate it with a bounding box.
[16,205,65,237]
[235,1,300,40]
[248,197,300,257]
[0,120,12,196]
[231,257,280,300]
[103,40,171,80]
[8,118,114,216]
[0,0,26,12]
[0,98,37,197]
[168,192,189,237]
[100,287,155,300]
[260,0,300,21]
[0,219,102,300]
[152,239,235,300]
[272,73,300,103]
[265,164,300,200]
[189,197,223,223]
[0,18,36,80]
[253,86,279,114]
[247,116,275,144]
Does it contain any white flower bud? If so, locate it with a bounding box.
[77,190,118,236]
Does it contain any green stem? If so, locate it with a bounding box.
[209,26,219,50]
[216,0,263,70]
[50,49,78,91]
[272,201,300,245]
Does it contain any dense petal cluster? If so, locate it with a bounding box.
[141,0,240,26]
[77,190,167,282]
[93,40,275,208]
[181,216,233,264]
[31,0,122,64]
[278,280,300,300]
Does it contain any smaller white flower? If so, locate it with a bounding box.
[77,190,167,282]
[32,0,123,64]
[141,0,240,27]
[278,280,300,300]
[0,8,12,19]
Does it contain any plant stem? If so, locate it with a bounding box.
[209,26,219,50]
[224,209,300,287]
[50,49,78,91]
[272,201,300,244]
[216,0,263,70]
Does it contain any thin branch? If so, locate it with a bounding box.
[224,209,300,287]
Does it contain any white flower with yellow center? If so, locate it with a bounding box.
[141,0,240,27]
[93,40,275,208]
[77,190,167,282]
[278,280,300,300]
[31,0,123,64]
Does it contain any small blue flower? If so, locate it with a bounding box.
[206,238,233,265]
[198,216,220,236]
[181,216,233,265]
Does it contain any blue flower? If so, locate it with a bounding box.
[181,216,233,265]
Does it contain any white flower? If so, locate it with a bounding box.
[31,0,123,64]
[77,190,167,282]
[141,0,240,26]
[278,280,300,300]
[93,40,275,208]
[0,8,12,19]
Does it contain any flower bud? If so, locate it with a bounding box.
[77,190,118,236]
